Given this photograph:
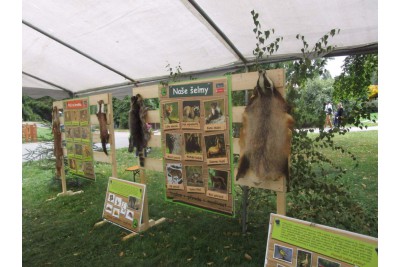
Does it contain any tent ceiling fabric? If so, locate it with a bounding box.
[22,0,378,99]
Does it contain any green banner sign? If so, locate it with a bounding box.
[169,82,213,98]
[109,179,143,199]
[271,217,378,267]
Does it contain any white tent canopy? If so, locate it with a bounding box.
[22,0,378,99]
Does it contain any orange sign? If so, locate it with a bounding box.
[66,99,88,109]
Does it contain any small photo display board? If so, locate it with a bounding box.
[102,177,146,233]
[63,97,96,180]
[264,214,378,267]
[160,77,234,216]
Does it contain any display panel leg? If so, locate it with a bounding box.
[241,185,249,234]
[276,191,286,215]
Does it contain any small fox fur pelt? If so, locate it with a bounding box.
[236,70,294,182]
[96,100,110,156]
[128,94,150,167]
[52,106,63,177]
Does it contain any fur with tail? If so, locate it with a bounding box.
[96,100,109,156]
[52,106,63,177]
[128,94,150,167]
[236,70,294,183]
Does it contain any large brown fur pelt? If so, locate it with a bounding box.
[96,100,110,156]
[128,94,150,167]
[52,106,63,177]
[236,70,294,182]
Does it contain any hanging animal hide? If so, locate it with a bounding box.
[128,94,150,167]
[52,106,63,177]
[236,70,294,183]
[96,100,110,156]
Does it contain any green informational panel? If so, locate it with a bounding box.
[63,98,96,180]
[102,177,146,233]
[160,76,234,216]
[264,214,378,267]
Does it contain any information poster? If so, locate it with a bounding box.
[160,77,234,216]
[63,98,96,180]
[264,214,378,267]
[102,177,146,233]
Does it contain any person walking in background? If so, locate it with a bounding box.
[334,102,344,127]
[324,101,333,129]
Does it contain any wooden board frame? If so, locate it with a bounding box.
[264,214,378,267]
[158,76,235,216]
[131,70,289,215]
[51,93,118,197]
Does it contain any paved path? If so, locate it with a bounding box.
[22,131,131,162]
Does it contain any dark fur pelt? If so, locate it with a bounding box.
[96,100,109,156]
[128,94,150,167]
[236,70,294,182]
[52,106,63,177]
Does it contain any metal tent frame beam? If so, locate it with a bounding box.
[186,0,248,65]
[23,20,137,83]
[22,71,74,97]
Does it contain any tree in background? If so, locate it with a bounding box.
[22,95,54,122]
[333,54,378,127]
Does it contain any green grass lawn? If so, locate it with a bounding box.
[22,130,378,266]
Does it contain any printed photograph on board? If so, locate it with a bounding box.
[207,169,228,193]
[296,250,312,267]
[317,257,341,267]
[82,144,91,158]
[105,203,113,214]
[204,99,225,130]
[165,132,182,160]
[64,110,72,122]
[125,209,134,221]
[182,100,201,129]
[73,127,81,139]
[204,133,228,164]
[184,133,203,161]
[65,127,73,139]
[185,165,205,193]
[120,202,127,215]
[115,196,122,207]
[128,195,142,211]
[81,126,90,140]
[74,144,83,156]
[166,163,184,190]
[108,193,115,203]
[112,207,120,218]
[162,102,180,129]
[66,142,75,154]
[273,244,293,264]
[80,109,88,122]
[73,110,81,123]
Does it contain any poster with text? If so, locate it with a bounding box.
[160,77,234,216]
[63,97,96,180]
[264,214,378,267]
[102,177,146,233]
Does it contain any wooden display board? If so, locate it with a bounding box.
[63,97,96,180]
[52,93,117,197]
[132,70,288,216]
[159,77,234,216]
[264,214,378,267]
[102,177,146,232]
